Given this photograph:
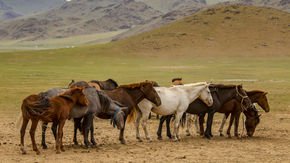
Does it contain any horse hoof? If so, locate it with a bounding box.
[36,151,41,155]
[56,151,61,154]
[42,145,48,149]
[91,141,97,146]
[157,137,162,140]
[136,138,142,142]
[61,149,65,152]
[146,138,152,142]
[21,150,27,155]
[74,141,79,146]
[120,140,126,144]
[186,133,191,137]
[220,133,224,137]
[204,135,211,139]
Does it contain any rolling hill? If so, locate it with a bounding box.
[115,5,290,56]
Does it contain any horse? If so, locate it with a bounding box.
[101,81,162,144]
[19,88,89,154]
[157,84,254,139]
[136,82,213,141]
[88,79,118,90]
[68,79,118,91]
[40,84,126,149]
[218,90,269,137]
[72,81,161,144]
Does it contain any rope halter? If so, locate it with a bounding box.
[236,86,250,112]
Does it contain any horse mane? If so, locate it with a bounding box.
[246,90,266,96]
[210,84,241,89]
[97,91,111,112]
[182,82,208,87]
[118,81,152,89]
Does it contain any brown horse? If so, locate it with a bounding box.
[19,88,88,154]
[102,81,162,144]
[219,90,269,137]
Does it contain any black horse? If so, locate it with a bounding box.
[157,84,254,139]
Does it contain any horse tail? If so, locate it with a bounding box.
[180,113,187,128]
[126,106,137,123]
[21,95,50,119]
[16,112,23,129]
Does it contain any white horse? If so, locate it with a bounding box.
[136,82,213,141]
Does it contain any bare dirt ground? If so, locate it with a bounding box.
[0,111,290,163]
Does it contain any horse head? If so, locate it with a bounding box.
[245,106,261,137]
[140,82,161,106]
[257,92,270,113]
[111,107,126,130]
[63,87,89,106]
[198,83,214,107]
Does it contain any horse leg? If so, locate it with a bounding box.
[56,120,66,154]
[199,113,205,136]
[119,116,127,144]
[204,110,215,139]
[219,113,229,137]
[30,119,40,155]
[166,116,173,139]
[156,114,160,119]
[52,121,57,140]
[141,113,151,141]
[194,115,200,134]
[186,114,192,136]
[73,117,82,146]
[227,113,235,138]
[90,119,96,146]
[234,112,241,138]
[82,114,93,148]
[157,116,166,140]
[41,122,48,149]
[173,112,183,141]
[135,110,142,142]
[20,117,29,154]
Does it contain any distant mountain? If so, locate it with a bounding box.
[113,0,206,40]
[227,0,290,12]
[0,0,22,20]
[0,0,162,40]
[137,0,206,13]
[2,0,65,15]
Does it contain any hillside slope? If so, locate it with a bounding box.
[116,5,290,56]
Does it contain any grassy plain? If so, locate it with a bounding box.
[0,44,290,116]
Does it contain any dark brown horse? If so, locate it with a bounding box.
[102,81,162,144]
[19,88,88,154]
[218,90,269,137]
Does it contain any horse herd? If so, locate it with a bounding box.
[17,79,270,155]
